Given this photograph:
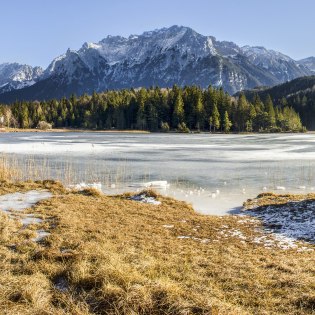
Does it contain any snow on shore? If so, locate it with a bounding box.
[244,198,315,244]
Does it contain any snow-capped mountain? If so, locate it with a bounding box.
[240,46,308,82]
[0,26,312,102]
[298,57,315,73]
[0,63,43,94]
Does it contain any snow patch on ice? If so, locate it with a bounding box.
[69,182,102,191]
[134,181,170,189]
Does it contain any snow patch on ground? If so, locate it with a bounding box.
[31,229,51,242]
[174,205,314,252]
[163,224,174,229]
[245,199,315,244]
[0,190,52,212]
[129,193,161,205]
[0,190,52,242]
[21,214,43,226]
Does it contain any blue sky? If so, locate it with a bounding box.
[1,0,314,68]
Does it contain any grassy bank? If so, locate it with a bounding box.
[1,127,312,134]
[0,178,314,314]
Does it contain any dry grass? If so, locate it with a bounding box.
[0,155,22,181]
[0,180,314,314]
[0,153,137,188]
[244,192,315,209]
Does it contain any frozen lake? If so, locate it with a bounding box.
[1,132,315,215]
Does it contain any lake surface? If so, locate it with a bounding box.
[1,132,315,215]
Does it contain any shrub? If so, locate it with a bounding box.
[161,122,170,132]
[37,121,52,130]
[177,122,190,133]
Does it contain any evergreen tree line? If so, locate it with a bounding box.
[244,76,315,130]
[0,85,305,132]
[282,91,315,131]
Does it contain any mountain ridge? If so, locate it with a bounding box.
[298,57,315,73]
[0,63,43,94]
[0,25,313,102]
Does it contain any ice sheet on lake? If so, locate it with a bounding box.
[4,133,315,215]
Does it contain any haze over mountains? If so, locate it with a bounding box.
[0,25,313,102]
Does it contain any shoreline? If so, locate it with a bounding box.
[0,127,312,134]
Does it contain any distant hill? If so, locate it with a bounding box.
[242,76,315,129]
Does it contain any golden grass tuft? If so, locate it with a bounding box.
[137,189,159,198]
[0,157,22,182]
[245,192,315,209]
[77,188,103,197]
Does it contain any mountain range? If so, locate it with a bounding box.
[0,25,313,102]
[0,63,43,94]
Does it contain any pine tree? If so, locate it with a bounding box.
[136,89,147,130]
[212,104,220,132]
[209,116,213,132]
[236,93,249,131]
[265,94,276,128]
[223,111,232,133]
[195,96,204,130]
[245,120,253,132]
[172,91,185,128]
